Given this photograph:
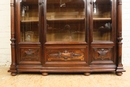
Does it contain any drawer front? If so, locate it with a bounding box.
[46,49,85,61]
[18,45,41,64]
[44,45,88,64]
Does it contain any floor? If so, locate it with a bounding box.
[0,66,130,87]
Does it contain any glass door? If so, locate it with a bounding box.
[20,0,39,42]
[92,0,112,41]
[46,0,86,42]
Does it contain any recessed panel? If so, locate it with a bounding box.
[90,45,115,65]
[18,46,41,64]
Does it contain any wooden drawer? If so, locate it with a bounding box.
[44,45,88,65]
[46,49,85,61]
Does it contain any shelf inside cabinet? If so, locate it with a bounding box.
[21,20,39,22]
[47,18,85,21]
[93,18,111,21]
[21,17,39,22]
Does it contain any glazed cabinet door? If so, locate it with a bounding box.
[16,0,42,65]
[46,0,86,42]
[90,0,117,67]
[43,0,88,67]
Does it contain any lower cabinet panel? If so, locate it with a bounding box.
[44,45,88,66]
[90,45,115,65]
[15,44,117,74]
[18,45,41,65]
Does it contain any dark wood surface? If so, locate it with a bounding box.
[8,0,125,76]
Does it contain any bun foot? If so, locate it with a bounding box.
[84,73,90,76]
[116,72,123,76]
[11,72,17,76]
[42,73,48,76]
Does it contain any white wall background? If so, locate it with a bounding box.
[0,0,130,66]
[122,0,130,66]
[0,0,11,66]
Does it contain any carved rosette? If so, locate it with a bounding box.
[47,49,84,61]
[20,48,40,61]
[93,48,112,60]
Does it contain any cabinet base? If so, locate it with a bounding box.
[8,71,126,76]
[8,66,125,76]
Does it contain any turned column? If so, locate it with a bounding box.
[8,0,17,76]
[116,0,125,76]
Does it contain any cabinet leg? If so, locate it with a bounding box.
[84,73,90,76]
[116,72,123,76]
[42,73,48,76]
[11,72,17,76]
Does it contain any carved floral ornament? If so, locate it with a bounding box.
[48,50,84,61]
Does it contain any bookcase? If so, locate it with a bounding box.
[9,0,125,76]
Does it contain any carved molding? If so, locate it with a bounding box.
[117,37,123,42]
[10,38,16,47]
[20,48,40,61]
[10,0,14,7]
[10,3,14,7]
[47,49,84,61]
[10,38,15,42]
[117,32,122,42]
[93,48,111,60]
[118,0,122,5]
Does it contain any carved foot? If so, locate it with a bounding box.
[11,72,17,76]
[84,73,90,76]
[116,72,123,76]
[42,73,48,76]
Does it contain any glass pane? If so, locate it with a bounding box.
[46,0,85,42]
[93,0,112,41]
[20,0,39,42]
